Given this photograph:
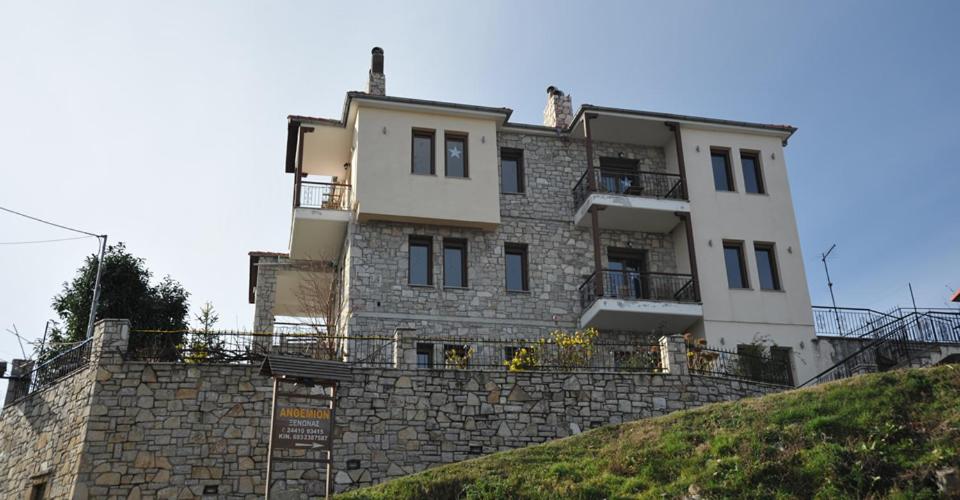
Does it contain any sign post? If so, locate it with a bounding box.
[260,356,350,500]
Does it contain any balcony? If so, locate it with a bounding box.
[289,180,352,260]
[572,169,690,233]
[578,270,702,332]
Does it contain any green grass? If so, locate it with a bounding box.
[338,365,960,499]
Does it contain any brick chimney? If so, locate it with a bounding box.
[368,47,385,96]
[543,86,573,129]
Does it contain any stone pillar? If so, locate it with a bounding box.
[659,335,688,375]
[90,319,130,363]
[393,328,418,369]
[252,255,281,336]
[3,359,34,406]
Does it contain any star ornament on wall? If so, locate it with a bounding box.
[448,146,462,159]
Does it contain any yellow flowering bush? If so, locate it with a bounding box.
[503,327,600,371]
[444,345,475,370]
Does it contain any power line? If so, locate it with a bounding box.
[0,235,96,245]
[0,205,101,238]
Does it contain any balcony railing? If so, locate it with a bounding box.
[573,169,686,209]
[579,270,699,310]
[296,181,352,210]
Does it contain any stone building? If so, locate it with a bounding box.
[251,46,819,384]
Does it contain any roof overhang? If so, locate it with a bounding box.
[568,105,797,146]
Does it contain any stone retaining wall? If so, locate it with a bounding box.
[0,320,786,498]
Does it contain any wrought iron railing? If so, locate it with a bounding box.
[579,270,699,310]
[296,181,351,210]
[813,306,960,344]
[573,169,686,209]
[687,343,793,386]
[5,338,94,404]
[407,336,664,372]
[126,330,395,367]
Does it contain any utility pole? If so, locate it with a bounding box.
[821,244,842,334]
[85,235,108,339]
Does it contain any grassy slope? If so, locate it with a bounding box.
[339,365,960,499]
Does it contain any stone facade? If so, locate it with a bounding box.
[338,131,680,343]
[0,320,785,497]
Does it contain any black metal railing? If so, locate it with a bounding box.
[296,181,352,210]
[579,270,699,310]
[573,169,686,209]
[126,330,395,367]
[687,343,793,386]
[801,310,960,387]
[6,338,94,403]
[409,336,664,372]
[813,305,960,344]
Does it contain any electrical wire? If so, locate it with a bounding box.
[0,205,102,238]
[0,235,95,245]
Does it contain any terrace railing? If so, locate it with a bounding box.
[573,169,686,209]
[296,181,352,210]
[579,270,699,310]
[402,336,665,373]
[687,342,793,386]
[124,330,666,373]
[126,330,395,367]
[813,306,960,344]
[5,337,94,404]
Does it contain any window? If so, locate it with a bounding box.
[741,151,765,194]
[412,129,435,175]
[500,148,524,193]
[444,132,468,177]
[504,243,528,292]
[443,239,467,287]
[723,241,749,289]
[408,236,433,286]
[416,343,434,368]
[711,148,734,191]
[754,243,781,290]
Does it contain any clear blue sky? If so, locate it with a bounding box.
[1,0,959,364]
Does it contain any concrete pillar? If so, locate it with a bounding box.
[659,334,689,375]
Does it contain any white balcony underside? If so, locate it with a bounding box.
[579,298,703,332]
[573,193,689,233]
[289,207,351,260]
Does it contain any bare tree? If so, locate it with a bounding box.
[290,258,341,360]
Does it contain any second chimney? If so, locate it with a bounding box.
[543,86,573,129]
[368,47,386,96]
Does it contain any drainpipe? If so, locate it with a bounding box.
[667,122,701,301]
[584,113,603,297]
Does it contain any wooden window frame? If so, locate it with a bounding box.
[753,242,782,291]
[500,148,525,193]
[504,243,529,292]
[444,132,469,178]
[408,236,433,286]
[722,240,750,289]
[442,238,468,288]
[711,147,735,192]
[740,150,766,194]
[411,128,436,175]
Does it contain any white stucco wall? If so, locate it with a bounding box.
[680,126,816,383]
[353,106,501,228]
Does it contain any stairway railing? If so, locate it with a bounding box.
[800,311,953,387]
